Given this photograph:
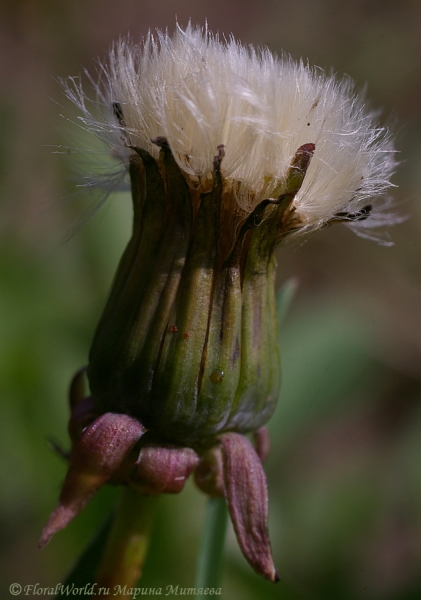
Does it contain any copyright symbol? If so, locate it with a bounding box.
[9,583,22,595]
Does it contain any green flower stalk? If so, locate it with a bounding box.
[40,24,398,585]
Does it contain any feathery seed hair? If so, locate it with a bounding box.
[62,23,398,243]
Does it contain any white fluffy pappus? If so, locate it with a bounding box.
[61,23,399,243]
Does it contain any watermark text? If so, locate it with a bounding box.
[9,583,222,597]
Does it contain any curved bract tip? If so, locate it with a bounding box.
[219,432,278,583]
[39,412,146,548]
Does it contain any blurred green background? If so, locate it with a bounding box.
[1,1,421,599]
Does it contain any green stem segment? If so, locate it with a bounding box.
[195,497,228,595]
[95,487,159,598]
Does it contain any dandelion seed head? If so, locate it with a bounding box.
[61,22,398,241]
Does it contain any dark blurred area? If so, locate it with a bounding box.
[1,1,420,599]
